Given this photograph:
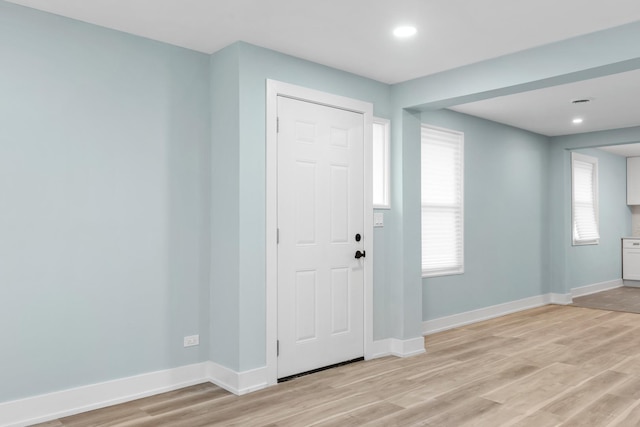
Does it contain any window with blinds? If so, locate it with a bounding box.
[572,152,599,245]
[421,125,464,277]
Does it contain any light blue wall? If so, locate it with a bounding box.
[208,42,393,371]
[393,22,640,303]
[5,0,640,408]
[556,146,631,290]
[395,21,640,110]
[209,44,241,371]
[549,127,640,294]
[396,109,423,339]
[420,110,550,320]
[0,2,211,402]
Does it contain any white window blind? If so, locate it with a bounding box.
[372,118,390,208]
[421,126,464,277]
[572,152,599,245]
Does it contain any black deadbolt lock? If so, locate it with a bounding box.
[355,233,361,242]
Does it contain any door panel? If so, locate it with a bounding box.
[330,268,350,334]
[330,165,349,243]
[277,96,364,379]
[294,161,317,244]
[295,270,317,342]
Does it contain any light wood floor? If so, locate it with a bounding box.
[34,305,640,426]
[572,286,640,314]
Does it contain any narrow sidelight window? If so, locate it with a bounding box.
[373,118,390,208]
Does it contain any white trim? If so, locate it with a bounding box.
[370,338,426,358]
[370,339,394,358]
[421,291,607,336]
[0,362,272,427]
[571,279,623,298]
[550,293,573,305]
[265,80,279,387]
[265,80,374,385]
[205,362,268,396]
[390,337,426,357]
[422,294,550,335]
[0,363,208,427]
[372,117,390,209]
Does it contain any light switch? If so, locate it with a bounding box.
[374,212,384,227]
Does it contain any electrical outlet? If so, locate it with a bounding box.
[183,335,199,347]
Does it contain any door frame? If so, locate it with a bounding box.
[265,79,374,386]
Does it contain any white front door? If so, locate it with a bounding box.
[277,95,365,379]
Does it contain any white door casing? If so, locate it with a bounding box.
[277,96,364,378]
[266,80,373,385]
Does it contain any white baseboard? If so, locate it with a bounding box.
[422,294,549,335]
[390,337,426,357]
[371,337,426,358]
[0,362,208,427]
[571,279,622,298]
[549,292,573,305]
[371,338,393,358]
[205,362,268,395]
[421,283,624,337]
[4,281,622,427]
[0,360,271,427]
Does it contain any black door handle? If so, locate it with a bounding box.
[355,250,366,259]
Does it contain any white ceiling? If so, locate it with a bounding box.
[450,69,640,137]
[6,0,640,84]
[599,144,640,157]
[6,0,640,137]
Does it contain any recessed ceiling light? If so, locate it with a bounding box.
[573,118,584,124]
[393,26,417,38]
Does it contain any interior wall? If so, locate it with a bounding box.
[420,110,551,321]
[209,43,242,372]
[394,109,424,339]
[6,0,640,408]
[209,42,393,372]
[391,22,640,316]
[555,146,631,290]
[549,127,640,294]
[0,2,211,403]
[568,148,630,288]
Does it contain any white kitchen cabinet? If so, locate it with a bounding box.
[627,157,640,205]
[623,238,640,280]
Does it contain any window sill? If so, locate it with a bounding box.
[572,240,599,246]
[422,269,464,279]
